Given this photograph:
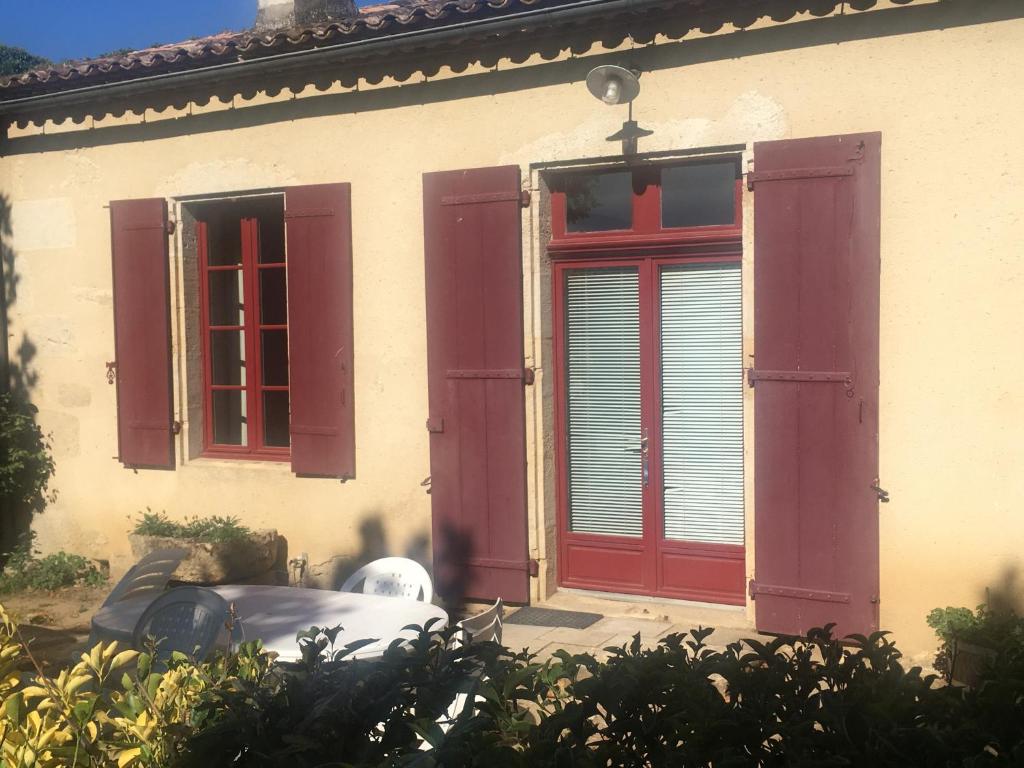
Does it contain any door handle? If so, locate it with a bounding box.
[641,428,649,488]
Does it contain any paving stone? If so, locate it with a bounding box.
[530,642,597,663]
[588,616,673,637]
[501,623,556,650]
[534,625,617,648]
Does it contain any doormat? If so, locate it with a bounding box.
[506,607,603,629]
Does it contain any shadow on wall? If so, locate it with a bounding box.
[319,511,431,591]
[986,563,1022,615]
[0,193,49,559]
[313,511,476,615]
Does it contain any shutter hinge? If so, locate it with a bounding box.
[426,417,445,434]
[528,559,540,577]
[520,189,532,208]
[105,361,117,385]
[172,420,182,435]
[523,367,535,385]
[165,219,177,235]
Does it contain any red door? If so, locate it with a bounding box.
[549,161,747,604]
[422,166,531,604]
[749,133,881,637]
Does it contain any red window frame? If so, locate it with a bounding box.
[549,158,746,603]
[198,215,290,461]
[548,158,743,258]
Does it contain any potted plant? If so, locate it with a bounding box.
[927,604,1024,686]
[129,511,282,585]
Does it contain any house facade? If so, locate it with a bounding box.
[1,0,1021,660]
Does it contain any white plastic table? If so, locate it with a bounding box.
[91,585,448,662]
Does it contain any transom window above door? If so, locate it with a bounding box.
[549,158,741,253]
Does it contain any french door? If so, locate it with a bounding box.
[555,255,746,604]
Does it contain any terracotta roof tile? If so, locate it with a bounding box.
[0,0,915,99]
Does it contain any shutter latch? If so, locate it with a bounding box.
[426,417,445,434]
[871,479,890,503]
[105,361,117,385]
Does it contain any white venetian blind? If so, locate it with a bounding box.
[660,263,743,545]
[565,268,643,537]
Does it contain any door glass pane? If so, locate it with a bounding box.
[210,330,245,386]
[212,390,247,446]
[208,269,245,326]
[565,171,633,232]
[263,391,290,447]
[661,162,736,228]
[660,263,743,545]
[565,267,642,537]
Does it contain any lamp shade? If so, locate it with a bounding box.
[586,65,641,105]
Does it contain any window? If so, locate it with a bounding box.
[110,184,354,477]
[196,197,290,459]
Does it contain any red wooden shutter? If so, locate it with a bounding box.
[109,198,175,469]
[284,184,355,477]
[423,166,531,604]
[750,133,881,638]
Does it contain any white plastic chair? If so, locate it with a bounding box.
[419,599,505,752]
[340,557,433,602]
[132,586,231,664]
[453,598,504,649]
[89,548,189,646]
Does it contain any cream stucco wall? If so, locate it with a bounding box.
[1,1,1022,659]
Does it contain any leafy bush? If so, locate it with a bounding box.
[132,511,252,543]
[0,45,50,77]
[0,533,105,593]
[0,393,55,515]
[0,610,1021,767]
[928,604,1024,680]
[0,603,270,767]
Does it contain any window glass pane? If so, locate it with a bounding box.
[564,267,643,537]
[206,217,242,266]
[259,213,286,264]
[211,330,245,386]
[565,171,632,232]
[661,162,736,228]
[260,268,287,325]
[212,390,247,446]
[263,391,290,447]
[208,270,245,326]
[261,330,289,386]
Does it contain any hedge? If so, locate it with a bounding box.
[0,606,1020,767]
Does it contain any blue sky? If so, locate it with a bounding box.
[1,0,258,63]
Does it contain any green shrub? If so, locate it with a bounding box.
[132,510,252,543]
[0,533,105,593]
[0,393,55,515]
[928,604,1024,680]
[0,611,1021,766]
[182,624,1024,767]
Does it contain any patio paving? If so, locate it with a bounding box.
[494,591,761,661]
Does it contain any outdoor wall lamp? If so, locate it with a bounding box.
[585,64,654,155]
